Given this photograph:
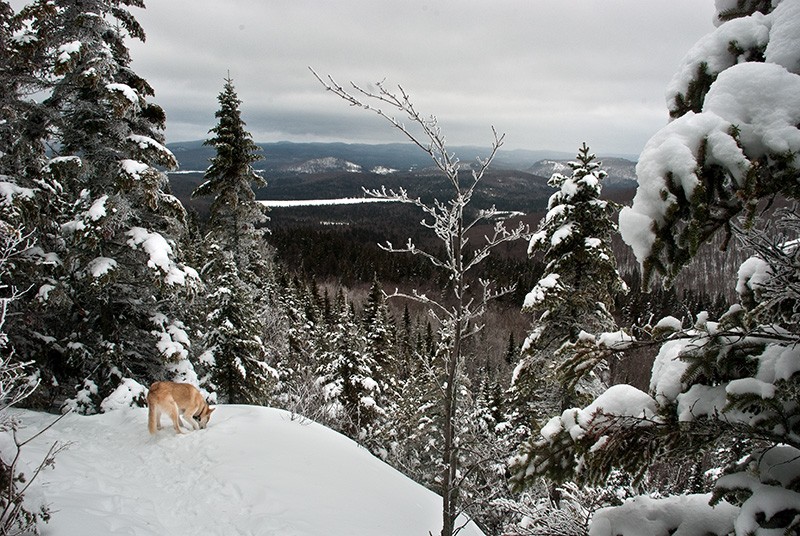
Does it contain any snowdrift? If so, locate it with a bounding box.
[10,406,486,536]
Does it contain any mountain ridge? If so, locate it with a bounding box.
[167,140,636,174]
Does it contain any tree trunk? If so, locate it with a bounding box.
[441,217,465,536]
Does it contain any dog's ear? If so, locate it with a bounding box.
[208,407,215,413]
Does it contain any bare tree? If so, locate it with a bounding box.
[0,224,66,535]
[312,70,527,536]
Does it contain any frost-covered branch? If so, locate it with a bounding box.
[314,70,522,536]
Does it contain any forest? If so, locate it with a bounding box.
[1,1,799,535]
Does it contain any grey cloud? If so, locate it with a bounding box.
[125,0,716,155]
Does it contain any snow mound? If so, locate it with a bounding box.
[12,406,485,536]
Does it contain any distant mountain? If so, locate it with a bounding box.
[527,157,638,188]
[166,140,589,174]
[166,141,636,218]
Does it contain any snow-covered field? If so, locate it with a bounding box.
[259,197,398,207]
[10,406,486,536]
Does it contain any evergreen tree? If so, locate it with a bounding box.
[198,246,275,405]
[511,143,626,426]
[511,3,800,534]
[315,291,383,439]
[9,0,198,411]
[270,276,324,417]
[361,277,396,384]
[192,76,277,406]
[192,75,267,271]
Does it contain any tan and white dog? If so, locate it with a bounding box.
[147,381,215,435]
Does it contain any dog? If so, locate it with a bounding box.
[147,381,215,435]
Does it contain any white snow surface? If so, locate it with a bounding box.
[0,181,36,205]
[589,493,737,536]
[260,197,398,207]
[11,406,486,536]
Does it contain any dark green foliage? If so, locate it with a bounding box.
[200,247,275,405]
[715,0,774,22]
[511,143,625,424]
[193,76,267,258]
[3,0,197,410]
[640,2,791,288]
[512,4,800,533]
[192,77,279,406]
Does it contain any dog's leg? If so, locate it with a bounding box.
[169,402,183,434]
[181,405,200,430]
[148,404,158,434]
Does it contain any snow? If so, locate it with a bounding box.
[654,316,683,332]
[9,406,486,536]
[86,256,117,278]
[550,222,574,246]
[151,315,191,361]
[0,181,36,205]
[596,330,635,349]
[704,62,800,158]
[126,135,173,159]
[106,83,140,104]
[523,273,560,309]
[57,40,81,63]
[676,384,728,421]
[260,197,398,207]
[717,473,800,536]
[121,159,150,180]
[577,384,657,429]
[371,166,398,175]
[589,493,737,536]
[620,2,800,267]
[726,377,776,398]
[126,227,197,286]
[127,227,173,272]
[649,338,693,404]
[619,110,748,264]
[87,194,108,221]
[99,378,146,412]
[667,12,770,109]
[764,0,800,73]
[46,156,82,169]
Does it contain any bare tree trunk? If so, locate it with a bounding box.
[442,242,465,536]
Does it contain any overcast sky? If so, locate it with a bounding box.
[122,1,716,157]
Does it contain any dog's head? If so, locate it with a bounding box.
[197,405,215,429]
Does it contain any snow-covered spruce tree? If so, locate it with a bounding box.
[361,277,397,389]
[192,77,277,405]
[510,2,800,534]
[0,0,47,182]
[197,245,276,405]
[192,76,268,274]
[315,289,384,440]
[13,0,198,412]
[510,143,626,428]
[269,276,334,423]
[314,71,527,536]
